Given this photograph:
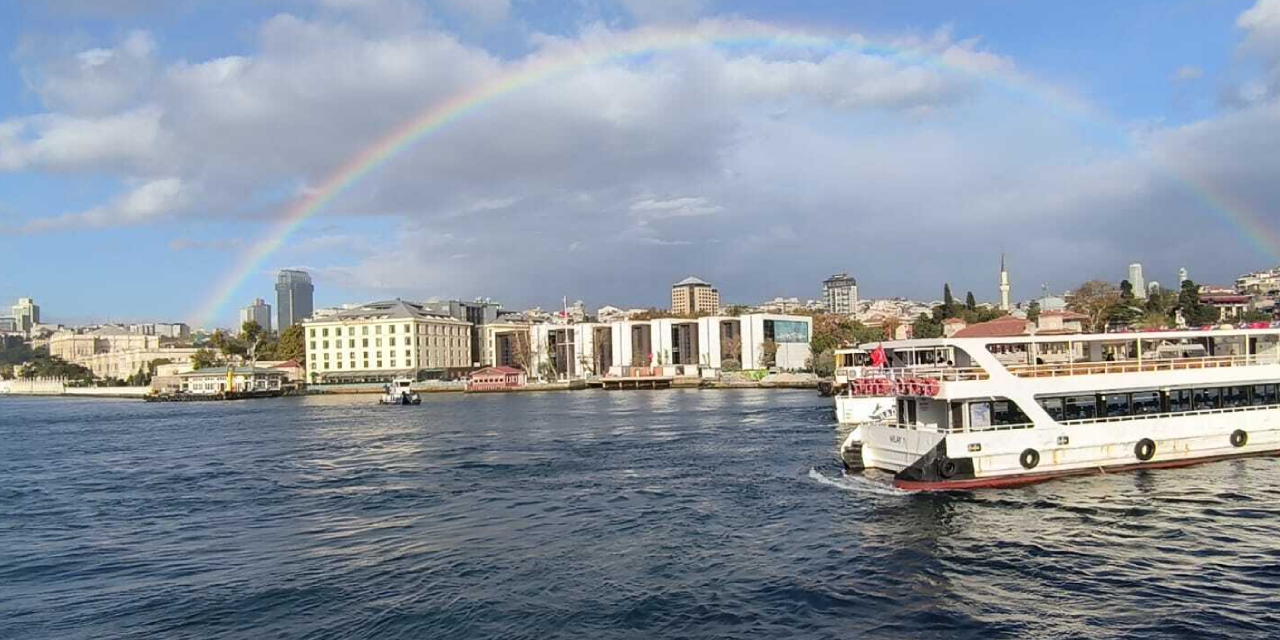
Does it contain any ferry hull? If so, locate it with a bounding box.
[854,410,1280,491]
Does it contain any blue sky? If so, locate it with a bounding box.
[2,0,1280,328]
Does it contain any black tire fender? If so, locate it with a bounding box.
[938,457,959,479]
[1019,448,1040,470]
[1230,429,1248,448]
[1135,438,1156,462]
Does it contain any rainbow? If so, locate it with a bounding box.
[193,21,1279,326]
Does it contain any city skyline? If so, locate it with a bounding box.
[4,1,1280,324]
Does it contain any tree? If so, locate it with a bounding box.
[1068,280,1121,333]
[240,320,263,345]
[1146,286,1175,315]
[191,349,219,370]
[912,313,943,339]
[1135,311,1170,330]
[276,324,306,364]
[811,348,836,377]
[721,335,743,364]
[1026,300,1041,324]
[1177,280,1220,326]
[1119,279,1135,301]
[881,317,902,340]
[758,340,778,369]
[965,291,977,311]
[943,284,955,312]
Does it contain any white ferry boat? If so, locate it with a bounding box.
[839,327,1280,490]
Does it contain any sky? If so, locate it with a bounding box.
[3,0,1280,328]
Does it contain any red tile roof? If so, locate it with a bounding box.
[953,316,1031,338]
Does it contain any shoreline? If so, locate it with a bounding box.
[1,379,821,400]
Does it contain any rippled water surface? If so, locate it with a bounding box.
[3,390,1279,639]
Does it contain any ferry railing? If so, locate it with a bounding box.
[851,366,989,382]
[877,420,1035,434]
[1007,354,1274,379]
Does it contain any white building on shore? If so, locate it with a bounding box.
[302,299,472,383]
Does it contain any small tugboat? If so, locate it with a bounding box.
[379,378,421,405]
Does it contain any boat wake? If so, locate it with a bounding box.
[808,468,912,497]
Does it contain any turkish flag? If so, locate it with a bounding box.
[870,344,887,368]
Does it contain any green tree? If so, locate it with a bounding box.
[912,313,943,339]
[1145,286,1175,314]
[1026,300,1041,324]
[965,291,977,311]
[1177,280,1220,326]
[811,348,836,377]
[1119,279,1135,301]
[191,348,219,370]
[276,324,306,364]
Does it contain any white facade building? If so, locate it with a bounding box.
[1128,263,1148,300]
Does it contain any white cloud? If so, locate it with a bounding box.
[23,178,190,232]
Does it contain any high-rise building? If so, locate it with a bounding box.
[240,298,273,333]
[1128,263,1147,300]
[822,273,859,315]
[275,270,314,332]
[999,256,1011,311]
[671,276,720,315]
[1179,267,1189,285]
[11,297,40,335]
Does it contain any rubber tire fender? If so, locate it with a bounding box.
[1230,429,1248,448]
[938,457,959,479]
[1134,438,1156,462]
[1019,448,1040,470]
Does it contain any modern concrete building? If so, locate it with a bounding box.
[302,299,472,383]
[240,298,273,333]
[671,276,720,315]
[1179,267,1189,285]
[1128,263,1147,300]
[423,298,508,366]
[11,298,39,336]
[275,269,314,332]
[823,273,858,315]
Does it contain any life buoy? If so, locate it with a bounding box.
[906,379,921,396]
[1230,429,1248,448]
[1134,438,1156,461]
[923,379,940,397]
[1020,448,1040,470]
[876,379,892,396]
[851,379,864,396]
[938,457,959,479]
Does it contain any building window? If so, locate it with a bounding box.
[349,339,355,348]
[322,340,329,349]
[404,324,411,333]
[376,338,382,347]
[389,324,396,334]
[322,328,329,337]
[363,339,369,347]
[390,337,396,347]
[309,328,316,337]
[310,341,316,350]
[376,325,382,335]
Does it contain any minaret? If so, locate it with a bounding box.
[1179,267,1188,285]
[999,254,1011,311]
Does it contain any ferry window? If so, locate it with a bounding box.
[1223,386,1250,408]
[1131,391,1161,415]
[1064,395,1098,421]
[1169,389,1192,412]
[1104,394,1130,418]
[1039,398,1065,421]
[1253,384,1278,405]
[969,402,992,428]
[1193,388,1221,410]
[992,400,1029,425]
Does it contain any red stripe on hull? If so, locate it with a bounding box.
[893,449,1280,491]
